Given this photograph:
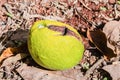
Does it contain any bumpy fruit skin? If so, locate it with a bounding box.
[28,20,84,70]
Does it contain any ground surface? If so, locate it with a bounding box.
[0,0,120,80]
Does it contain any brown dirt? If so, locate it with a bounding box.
[0,0,120,80]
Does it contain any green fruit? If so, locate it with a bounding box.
[28,20,84,70]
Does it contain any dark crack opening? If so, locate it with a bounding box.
[48,25,80,40]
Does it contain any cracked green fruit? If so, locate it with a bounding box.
[28,20,84,70]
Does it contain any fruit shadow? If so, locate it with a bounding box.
[0,28,49,70]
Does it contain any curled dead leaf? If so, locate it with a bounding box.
[87,28,117,60]
[103,20,120,55]
[0,47,17,62]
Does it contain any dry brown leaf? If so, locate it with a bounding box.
[103,21,119,38]
[0,43,28,63]
[51,68,84,80]
[0,47,17,63]
[87,28,117,60]
[103,20,120,55]
[102,62,120,80]
[16,63,75,80]
[1,53,28,67]
[0,53,28,80]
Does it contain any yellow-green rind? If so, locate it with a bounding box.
[28,20,84,70]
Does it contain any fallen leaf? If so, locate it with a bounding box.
[0,43,28,63]
[102,62,120,80]
[0,53,28,80]
[16,63,75,80]
[103,21,119,38]
[87,28,117,60]
[0,47,17,63]
[103,20,120,55]
[51,67,84,80]
[1,53,28,67]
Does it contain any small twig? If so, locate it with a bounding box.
[100,13,113,21]
[83,58,104,79]
[52,1,66,10]
[114,4,120,18]
[3,3,12,14]
[114,4,118,18]
[75,8,96,28]
[73,0,78,5]
[3,4,15,19]
[3,3,21,22]
[0,31,13,43]
[79,0,91,11]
